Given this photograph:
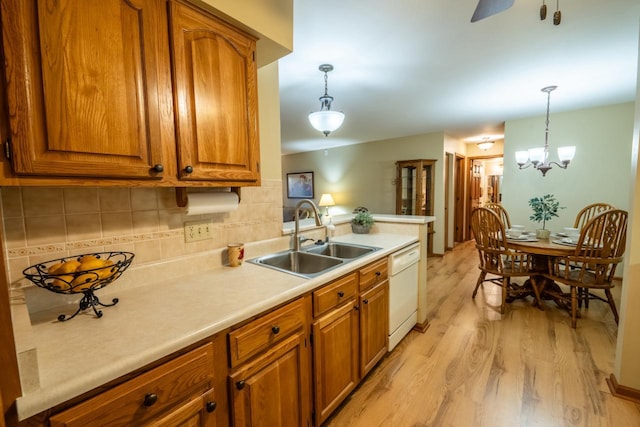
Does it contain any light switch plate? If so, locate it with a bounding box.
[184,220,213,242]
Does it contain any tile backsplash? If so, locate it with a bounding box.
[1,180,283,287]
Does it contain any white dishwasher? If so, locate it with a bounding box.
[388,242,420,351]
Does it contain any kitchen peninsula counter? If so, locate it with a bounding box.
[13,233,417,420]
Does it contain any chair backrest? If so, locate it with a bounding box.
[471,207,510,273]
[484,202,511,229]
[573,203,615,229]
[571,209,628,281]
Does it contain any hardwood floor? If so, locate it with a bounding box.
[324,241,640,426]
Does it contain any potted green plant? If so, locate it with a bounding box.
[528,194,564,238]
[351,207,374,234]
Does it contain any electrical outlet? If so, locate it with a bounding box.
[184,220,213,243]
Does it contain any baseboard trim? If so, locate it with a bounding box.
[413,319,430,333]
[607,373,640,403]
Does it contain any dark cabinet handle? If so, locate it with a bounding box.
[271,325,280,334]
[236,380,245,390]
[206,401,217,413]
[337,291,344,297]
[152,164,164,173]
[363,299,369,304]
[375,271,381,276]
[184,165,194,174]
[143,393,158,406]
[354,305,359,311]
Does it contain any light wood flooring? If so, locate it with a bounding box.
[324,241,640,426]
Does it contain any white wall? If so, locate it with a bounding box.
[501,102,634,230]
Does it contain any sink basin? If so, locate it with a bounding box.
[248,250,344,278]
[304,242,380,259]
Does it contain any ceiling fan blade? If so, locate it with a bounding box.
[471,0,515,22]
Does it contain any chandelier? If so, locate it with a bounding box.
[515,86,575,177]
[308,64,345,137]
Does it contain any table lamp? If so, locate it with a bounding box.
[318,193,336,219]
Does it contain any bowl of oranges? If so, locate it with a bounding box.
[23,252,134,294]
[23,252,134,321]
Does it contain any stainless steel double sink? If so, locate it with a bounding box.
[247,242,381,278]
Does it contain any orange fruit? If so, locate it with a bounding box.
[71,273,97,292]
[58,260,81,274]
[78,259,106,272]
[48,262,64,274]
[78,254,99,264]
[52,275,73,291]
[99,260,116,279]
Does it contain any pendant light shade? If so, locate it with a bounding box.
[308,64,344,136]
[308,111,345,136]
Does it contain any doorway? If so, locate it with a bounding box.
[466,155,504,237]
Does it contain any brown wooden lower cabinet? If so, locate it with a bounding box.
[312,299,360,426]
[359,280,389,378]
[227,296,312,427]
[48,343,217,427]
[311,259,389,426]
[228,332,310,427]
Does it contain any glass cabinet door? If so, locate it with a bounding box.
[396,159,435,216]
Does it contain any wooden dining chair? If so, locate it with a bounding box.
[571,203,615,307]
[573,202,615,229]
[545,209,627,328]
[470,207,533,314]
[484,202,512,229]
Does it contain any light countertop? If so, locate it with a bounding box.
[15,232,417,420]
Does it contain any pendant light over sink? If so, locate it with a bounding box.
[515,85,575,177]
[308,64,345,137]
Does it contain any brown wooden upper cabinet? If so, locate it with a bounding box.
[169,1,259,183]
[0,0,260,186]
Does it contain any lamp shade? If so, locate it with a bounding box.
[528,147,546,164]
[318,193,336,207]
[557,146,576,162]
[308,111,345,135]
[477,141,494,150]
[515,150,529,165]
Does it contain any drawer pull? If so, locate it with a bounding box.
[337,291,344,297]
[375,271,381,276]
[143,393,158,407]
[152,164,164,173]
[271,325,280,334]
[236,380,246,390]
[206,401,217,413]
[184,165,194,174]
[363,299,369,304]
[354,305,359,311]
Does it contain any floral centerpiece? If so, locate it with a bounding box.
[528,194,564,238]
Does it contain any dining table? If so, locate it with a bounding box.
[505,233,577,309]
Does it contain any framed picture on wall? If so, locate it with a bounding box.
[287,172,314,199]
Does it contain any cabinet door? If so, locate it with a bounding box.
[312,301,359,426]
[360,280,389,377]
[229,332,311,427]
[169,0,260,183]
[1,0,172,179]
[147,389,216,427]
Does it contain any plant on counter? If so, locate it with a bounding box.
[528,194,564,230]
[351,207,374,234]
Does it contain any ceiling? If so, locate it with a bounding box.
[277,0,640,154]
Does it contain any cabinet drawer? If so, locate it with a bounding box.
[49,343,214,427]
[313,272,358,317]
[229,298,306,368]
[359,258,388,292]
